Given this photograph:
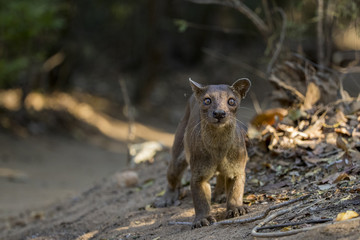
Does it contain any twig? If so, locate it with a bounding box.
[262,0,273,32]
[119,78,135,142]
[268,75,305,102]
[251,202,336,238]
[251,202,302,237]
[297,198,323,214]
[250,92,262,115]
[266,7,286,77]
[168,194,310,226]
[119,78,136,163]
[215,194,310,225]
[324,1,335,67]
[256,218,333,230]
[168,221,192,226]
[202,48,266,80]
[186,0,270,37]
[317,0,325,71]
[291,53,339,75]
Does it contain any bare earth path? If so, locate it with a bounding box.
[0,129,359,239]
[0,132,127,218]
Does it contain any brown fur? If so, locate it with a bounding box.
[154,78,251,228]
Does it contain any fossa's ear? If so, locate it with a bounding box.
[189,78,207,96]
[231,78,251,99]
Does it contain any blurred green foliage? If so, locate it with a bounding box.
[174,19,189,33]
[0,0,66,87]
[111,2,136,25]
[0,0,358,94]
[334,0,360,32]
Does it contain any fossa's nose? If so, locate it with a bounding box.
[213,110,226,119]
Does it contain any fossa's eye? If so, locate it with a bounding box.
[228,98,236,106]
[203,98,211,105]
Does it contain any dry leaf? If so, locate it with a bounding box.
[250,108,288,129]
[245,194,257,201]
[351,101,360,113]
[247,125,262,139]
[326,132,337,145]
[281,226,292,232]
[145,204,156,212]
[335,127,351,136]
[336,136,349,152]
[249,178,264,186]
[305,167,322,177]
[302,82,320,110]
[321,171,350,184]
[142,179,155,188]
[333,172,350,183]
[304,117,324,138]
[317,184,334,191]
[335,210,359,221]
[334,110,347,126]
[303,152,344,165]
[156,189,165,197]
[288,108,306,121]
[312,143,327,155]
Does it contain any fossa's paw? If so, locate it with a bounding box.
[226,206,249,218]
[192,215,216,229]
[152,189,181,208]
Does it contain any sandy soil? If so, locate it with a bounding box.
[0,132,127,218]
[1,132,359,240]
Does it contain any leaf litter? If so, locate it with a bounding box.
[245,62,360,236]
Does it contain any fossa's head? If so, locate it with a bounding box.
[189,78,251,127]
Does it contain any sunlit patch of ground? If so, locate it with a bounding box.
[0,89,174,147]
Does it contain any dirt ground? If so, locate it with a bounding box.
[1,128,360,240]
[0,82,360,239]
[0,132,128,219]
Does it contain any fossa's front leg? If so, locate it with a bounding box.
[225,174,249,218]
[191,176,216,228]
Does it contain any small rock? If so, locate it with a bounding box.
[113,171,139,188]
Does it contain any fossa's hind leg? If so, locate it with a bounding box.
[153,151,187,207]
[153,103,190,207]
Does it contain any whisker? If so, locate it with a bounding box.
[232,116,248,129]
[189,118,205,140]
[237,106,255,111]
[236,112,255,120]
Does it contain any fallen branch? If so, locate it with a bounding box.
[256,218,332,230]
[215,194,310,225]
[168,194,310,226]
[251,202,336,238]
